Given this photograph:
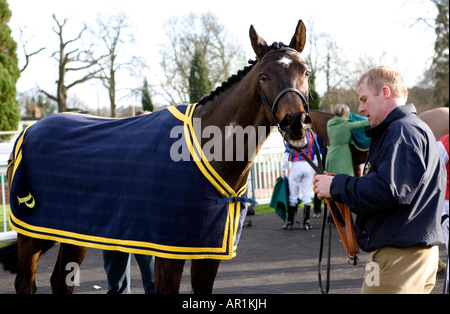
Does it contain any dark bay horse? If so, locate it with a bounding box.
[0,20,312,294]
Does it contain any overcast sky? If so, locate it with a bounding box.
[9,0,437,111]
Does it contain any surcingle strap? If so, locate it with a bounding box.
[217,197,259,205]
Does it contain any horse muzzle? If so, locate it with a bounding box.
[279,112,311,149]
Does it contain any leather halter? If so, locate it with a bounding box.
[258,47,310,127]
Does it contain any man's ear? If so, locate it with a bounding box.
[381,86,391,99]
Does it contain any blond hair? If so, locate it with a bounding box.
[332,104,350,118]
[358,66,408,99]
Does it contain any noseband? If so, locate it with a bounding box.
[258,47,310,127]
[259,85,309,126]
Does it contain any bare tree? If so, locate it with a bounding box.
[40,14,100,112]
[310,34,352,111]
[93,11,145,117]
[306,25,379,113]
[158,12,243,104]
[17,26,46,73]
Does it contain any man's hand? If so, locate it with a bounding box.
[313,173,333,200]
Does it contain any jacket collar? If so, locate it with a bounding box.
[365,103,417,138]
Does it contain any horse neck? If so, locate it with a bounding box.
[193,65,272,191]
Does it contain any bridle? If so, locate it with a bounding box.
[257,47,311,146]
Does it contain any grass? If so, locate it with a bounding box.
[253,201,320,215]
[0,204,13,248]
[0,204,12,233]
[254,203,272,215]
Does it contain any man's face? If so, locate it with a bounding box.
[358,79,386,127]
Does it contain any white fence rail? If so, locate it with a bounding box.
[1,160,16,242]
[248,147,285,204]
[1,128,26,241]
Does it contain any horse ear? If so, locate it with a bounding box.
[289,20,306,53]
[250,25,268,61]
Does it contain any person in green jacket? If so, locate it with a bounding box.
[325,104,371,176]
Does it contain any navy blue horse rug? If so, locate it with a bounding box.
[9,104,249,260]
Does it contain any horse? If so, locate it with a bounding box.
[417,107,449,140]
[0,20,312,294]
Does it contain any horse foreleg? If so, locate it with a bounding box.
[190,259,220,294]
[50,243,86,294]
[154,257,185,294]
[15,234,53,294]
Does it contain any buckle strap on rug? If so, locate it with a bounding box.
[217,197,259,205]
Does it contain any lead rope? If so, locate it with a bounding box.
[295,129,359,294]
[296,129,330,294]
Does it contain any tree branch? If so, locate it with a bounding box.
[39,89,58,102]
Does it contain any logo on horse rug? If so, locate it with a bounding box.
[9,104,249,260]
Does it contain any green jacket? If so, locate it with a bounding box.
[326,116,371,176]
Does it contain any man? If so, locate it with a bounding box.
[281,131,321,230]
[313,66,446,294]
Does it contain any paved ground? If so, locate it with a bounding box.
[0,211,447,294]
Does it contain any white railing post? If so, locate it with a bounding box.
[0,161,16,242]
[248,141,285,204]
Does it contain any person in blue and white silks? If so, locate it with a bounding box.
[281,131,321,230]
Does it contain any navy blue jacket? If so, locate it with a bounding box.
[330,104,446,252]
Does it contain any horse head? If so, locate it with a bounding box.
[250,20,312,150]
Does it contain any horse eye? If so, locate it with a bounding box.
[259,74,268,82]
[305,71,311,77]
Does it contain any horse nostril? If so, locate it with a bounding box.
[279,113,310,133]
[302,114,312,128]
[279,114,294,131]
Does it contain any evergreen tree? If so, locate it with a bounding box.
[430,0,449,106]
[141,79,153,112]
[0,0,20,137]
[308,70,320,110]
[189,48,212,103]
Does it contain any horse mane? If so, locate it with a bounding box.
[197,59,257,106]
[197,42,288,106]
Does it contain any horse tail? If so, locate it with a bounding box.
[0,237,56,274]
[0,240,19,274]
